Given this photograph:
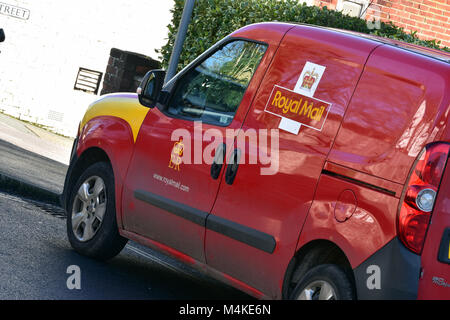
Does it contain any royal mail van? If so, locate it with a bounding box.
[61,22,450,300]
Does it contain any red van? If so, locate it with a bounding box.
[61,23,450,300]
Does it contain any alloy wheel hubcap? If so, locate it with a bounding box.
[71,176,107,242]
[297,280,336,300]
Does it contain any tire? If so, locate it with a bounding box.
[290,264,355,300]
[66,161,127,261]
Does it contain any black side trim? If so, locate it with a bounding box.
[322,169,396,197]
[134,189,276,254]
[206,215,276,254]
[134,190,208,227]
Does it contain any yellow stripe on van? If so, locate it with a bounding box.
[80,93,149,143]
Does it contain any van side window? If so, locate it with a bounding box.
[167,40,267,126]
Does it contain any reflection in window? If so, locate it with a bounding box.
[168,40,267,126]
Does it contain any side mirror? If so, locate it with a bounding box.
[137,69,165,108]
[0,29,4,42]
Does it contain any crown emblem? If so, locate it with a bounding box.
[169,138,184,171]
[301,68,319,90]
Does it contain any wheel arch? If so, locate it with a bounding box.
[62,113,141,227]
[63,146,112,213]
[282,239,355,299]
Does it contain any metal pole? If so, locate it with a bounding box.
[164,0,196,84]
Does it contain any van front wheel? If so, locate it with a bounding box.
[66,161,127,261]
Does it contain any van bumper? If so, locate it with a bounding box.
[353,237,420,300]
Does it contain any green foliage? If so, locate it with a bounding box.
[157,0,449,71]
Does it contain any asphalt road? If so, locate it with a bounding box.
[0,139,67,195]
[0,191,252,300]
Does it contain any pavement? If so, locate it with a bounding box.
[0,112,72,204]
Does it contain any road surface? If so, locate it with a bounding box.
[0,190,251,300]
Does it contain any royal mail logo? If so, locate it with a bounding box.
[169,138,184,171]
[265,85,331,132]
[294,62,326,98]
[301,69,319,90]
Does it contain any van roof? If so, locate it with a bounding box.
[329,27,450,63]
[247,22,450,63]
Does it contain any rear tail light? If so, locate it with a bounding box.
[398,142,450,255]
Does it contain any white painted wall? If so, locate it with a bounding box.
[0,0,173,137]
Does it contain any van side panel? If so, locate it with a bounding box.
[206,25,379,299]
[328,45,450,185]
[301,46,450,299]
[297,173,399,268]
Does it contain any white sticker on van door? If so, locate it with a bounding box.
[278,117,301,135]
[293,62,326,97]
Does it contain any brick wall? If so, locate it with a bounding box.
[101,48,160,95]
[365,0,450,48]
[306,0,449,48]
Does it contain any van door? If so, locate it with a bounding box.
[121,39,273,262]
[204,26,380,298]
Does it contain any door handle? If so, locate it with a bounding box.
[225,148,241,185]
[210,143,226,180]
